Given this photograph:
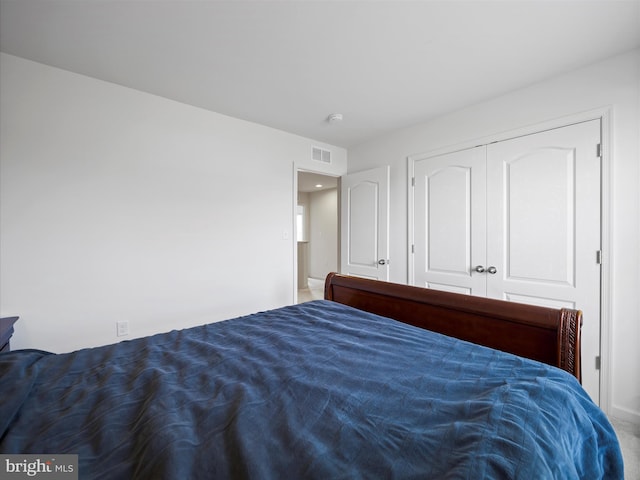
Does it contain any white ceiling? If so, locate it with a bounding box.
[1,1,639,148]
[298,171,338,192]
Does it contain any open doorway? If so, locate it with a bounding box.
[296,170,339,303]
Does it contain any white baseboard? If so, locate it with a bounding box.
[610,405,640,426]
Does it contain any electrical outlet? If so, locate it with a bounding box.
[116,321,129,337]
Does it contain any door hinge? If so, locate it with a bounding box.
[411,244,415,254]
[595,356,601,370]
[411,177,415,187]
[596,143,602,158]
[596,250,602,264]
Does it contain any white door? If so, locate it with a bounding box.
[413,146,487,295]
[411,120,602,403]
[486,120,602,402]
[341,166,390,280]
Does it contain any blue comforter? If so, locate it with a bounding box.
[0,300,623,479]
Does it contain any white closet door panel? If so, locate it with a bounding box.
[426,282,473,295]
[487,120,601,403]
[505,293,575,310]
[428,166,471,273]
[505,148,575,285]
[413,147,486,295]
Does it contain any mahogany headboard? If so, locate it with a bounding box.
[324,273,582,381]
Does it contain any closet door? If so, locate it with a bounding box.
[413,147,486,295]
[410,120,602,403]
[486,120,602,402]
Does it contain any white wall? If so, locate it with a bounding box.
[348,50,640,424]
[308,188,338,279]
[0,53,347,353]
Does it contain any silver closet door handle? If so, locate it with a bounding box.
[378,259,388,265]
[474,265,485,273]
[487,266,497,274]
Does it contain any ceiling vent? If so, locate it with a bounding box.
[312,146,331,164]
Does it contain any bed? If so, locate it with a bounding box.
[0,273,623,479]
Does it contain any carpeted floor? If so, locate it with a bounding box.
[611,417,640,478]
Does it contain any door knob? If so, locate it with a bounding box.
[474,265,485,273]
[487,266,497,274]
[378,259,388,265]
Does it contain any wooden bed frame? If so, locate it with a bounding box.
[324,273,582,381]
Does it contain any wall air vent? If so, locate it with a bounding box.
[312,146,331,164]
